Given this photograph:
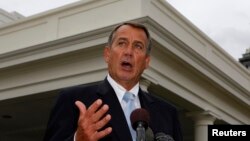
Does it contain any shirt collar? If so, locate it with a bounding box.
[107,74,139,102]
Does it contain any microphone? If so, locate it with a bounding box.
[145,127,154,141]
[130,108,150,141]
[155,132,175,141]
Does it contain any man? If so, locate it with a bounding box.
[44,22,182,141]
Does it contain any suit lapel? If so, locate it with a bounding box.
[97,79,132,141]
[138,89,155,111]
[138,89,156,133]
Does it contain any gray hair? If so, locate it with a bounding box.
[107,22,152,55]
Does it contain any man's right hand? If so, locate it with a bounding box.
[75,99,112,141]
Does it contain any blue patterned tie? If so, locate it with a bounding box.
[123,91,136,141]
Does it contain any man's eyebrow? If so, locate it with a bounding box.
[116,37,145,46]
[117,37,128,41]
[134,40,144,44]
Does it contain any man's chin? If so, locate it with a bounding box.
[120,76,132,81]
[118,75,133,82]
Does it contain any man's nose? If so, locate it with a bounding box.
[124,45,133,56]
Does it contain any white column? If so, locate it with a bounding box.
[187,111,216,141]
[139,78,151,92]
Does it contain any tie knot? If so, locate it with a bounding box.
[123,91,135,103]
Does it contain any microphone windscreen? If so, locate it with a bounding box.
[155,132,175,141]
[130,108,150,130]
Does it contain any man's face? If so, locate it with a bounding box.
[104,25,150,90]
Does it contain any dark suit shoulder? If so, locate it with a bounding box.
[142,91,178,113]
[61,83,99,95]
[142,92,182,141]
[58,82,102,107]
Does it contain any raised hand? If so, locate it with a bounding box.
[75,99,112,141]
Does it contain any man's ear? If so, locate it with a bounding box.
[144,55,150,69]
[103,46,110,63]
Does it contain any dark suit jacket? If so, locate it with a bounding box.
[44,79,182,141]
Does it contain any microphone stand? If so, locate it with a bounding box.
[136,121,146,141]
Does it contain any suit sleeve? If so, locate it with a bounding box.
[43,89,78,141]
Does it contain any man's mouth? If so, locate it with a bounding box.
[121,61,133,70]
